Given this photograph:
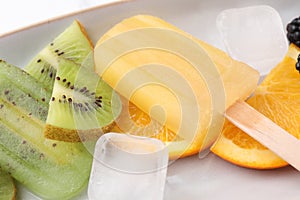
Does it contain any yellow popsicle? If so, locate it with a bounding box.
[94,15,259,158]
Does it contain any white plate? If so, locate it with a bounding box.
[1,0,300,199]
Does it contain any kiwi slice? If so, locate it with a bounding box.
[0,170,16,200]
[24,20,94,90]
[0,60,92,199]
[44,59,122,142]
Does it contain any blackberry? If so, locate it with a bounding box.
[296,54,300,73]
[287,16,300,48]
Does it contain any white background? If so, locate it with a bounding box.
[0,0,118,35]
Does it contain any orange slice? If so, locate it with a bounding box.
[111,97,188,159]
[114,98,180,142]
[211,44,300,169]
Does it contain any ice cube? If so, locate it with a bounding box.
[88,133,169,200]
[216,5,288,75]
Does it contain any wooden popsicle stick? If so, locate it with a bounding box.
[225,100,300,171]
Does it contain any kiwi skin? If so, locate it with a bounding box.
[44,122,115,142]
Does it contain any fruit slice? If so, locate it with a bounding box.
[112,96,182,138]
[44,59,122,142]
[211,44,300,169]
[24,20,94,90]
[0,170,16,200]
[111,97,184,159]
[94,15,260,158]
[0,60,92,199]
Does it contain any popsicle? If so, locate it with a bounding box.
[93,15,300,171]
[94,15,260,159]
[0,60,92,199]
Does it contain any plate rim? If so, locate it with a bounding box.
[0,0,132,39]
